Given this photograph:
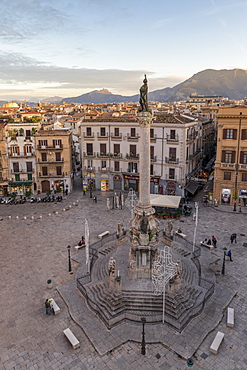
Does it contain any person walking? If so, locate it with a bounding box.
[45,299,51,315]
[212,236,217,248]
[230,233,237,243]
[227,250,233,261]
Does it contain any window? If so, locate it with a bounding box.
[150,128,154,138]
[26,129,31,138]
[242,173,247,181]
[240,151,247,164]
[11,146,20,155]
[41,152,47,162]
[55,152,61,161]
[15,174,20,181]
[39,140,47,148]
[13,162,19,173]
[86,127,92,136]
[150,164,154,175]
[42,167,48,176]
[130,128,136,137]
[114,127,119,137]
[169,147,176,160]
[27,173,32,180]
[150,146,154,160]
[101,160,106,169]
[128,162,138,173]
[25,145,32,154]
[56,166,62,176]
[26,162,33,173]
[87,160,93,168]
[223,129,237,139]
[224,172,231,180]
[241,129,247,140]
[222,150,235,163]
[170,130,176,140]
[114,144,120,154]
[114,161,120,171]
[86,143,93,155]
[100,143,107,155]
[53,139,62,148]
[129,145,136,156]
[169,168,175,179]
[100,127,106,137]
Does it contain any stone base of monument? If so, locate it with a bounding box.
[162,234,174,247]
[76,237,211,332]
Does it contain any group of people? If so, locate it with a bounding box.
[203,235,217,247]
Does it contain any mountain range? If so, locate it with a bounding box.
[61,69,247,104]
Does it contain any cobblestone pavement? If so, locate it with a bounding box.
[1,177,247,369]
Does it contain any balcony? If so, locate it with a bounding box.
[186,132,198,141]
[239,164,247,169]
[165,157,179,164]
[97,152,110,158]
[220,163,235,169]
[126,153,139,160]
[8,151,35,157]
[38,158,64,163]
[150,134,157,143]
[37,144,63,150]
[111,153,123,159]
[97,133,108,140]
[83,151,96,158]
[11,169,35,174]
[83,132,95,139]
[84,166,96,172]
[127,133,140,141]
[165,174,178,181]
[98,167,110,172]
[166,134,179,142]
[150,156,157,162]
[189,149,202,161]
[127,169,139,175]
[110,133,122,140]
[38,172,65,178]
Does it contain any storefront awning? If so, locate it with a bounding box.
[150,194,181,208]
[9,182,32,186]
[185,180,200,195]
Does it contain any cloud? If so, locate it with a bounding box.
[0,51,185,99]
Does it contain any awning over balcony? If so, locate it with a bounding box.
[185,180,200,195]
[150,194,181,208]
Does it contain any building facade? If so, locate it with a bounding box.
[0,122,8,196]
[80,113,205,196]
[213,106,247,206]
[35,129,73,194]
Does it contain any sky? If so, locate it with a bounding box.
[1,0,247,101]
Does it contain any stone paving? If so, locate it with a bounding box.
[1,178,247,369]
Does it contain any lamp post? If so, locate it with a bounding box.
[141,317,146,355]
[67,245,73,274]
[89,167,93,198]
[221,252,226,275]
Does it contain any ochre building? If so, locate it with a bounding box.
[213,106,247,206]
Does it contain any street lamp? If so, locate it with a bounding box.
[67,245,73,274]
[141,317,146,355]
[221,251,226,275]
[89,167,93,198]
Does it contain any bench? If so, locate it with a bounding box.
[63,328,80,349]
[200,241,214,250]
[227,307,234,328]
[210,331,224,354]
[175,231,186,239]
[49,298,60,315]
[74,243,86,251]
[98,231,109,239]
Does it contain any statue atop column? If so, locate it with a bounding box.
[139,74,149,112]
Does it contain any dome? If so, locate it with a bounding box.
[2,102,19,108]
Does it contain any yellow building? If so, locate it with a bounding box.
[213,106,247,207]
[0,122,8,196]
[35,129,73,194]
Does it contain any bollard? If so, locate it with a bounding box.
[48,213,51,216]
[69,205,72,208]
[47,279,53,289]
[63,208,66,211]
[55,211,58,214]
[24,216,27,220]
[31,216,34,220]
[39,215,42,219]
[186,358,194,369]
[16,216,19,219]
[8,216,11,219]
